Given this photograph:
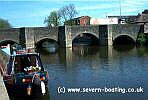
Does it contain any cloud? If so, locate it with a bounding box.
[107,8,139,16]
[122,0,145,8]
[104,0,148,16]
[77,4,117,11]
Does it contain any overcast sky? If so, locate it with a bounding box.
[0,0,147,27]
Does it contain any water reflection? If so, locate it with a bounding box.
[113,45,135,52]
[136,46,148,56]
[72,45,99,56]
[10,95,50,100]
[42,46,148,100]
[37,47,58,54]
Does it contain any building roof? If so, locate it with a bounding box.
[136,14,148,23]
[108,15,137,19]
[72,16,91,20]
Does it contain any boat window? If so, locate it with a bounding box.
[14,55,42,73]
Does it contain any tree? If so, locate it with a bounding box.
[58,4,78,25]
[0,18,11,29]
[137,33,147,45]
[64,19,76,26]
[142,9,148,14]
[44,11,60,27]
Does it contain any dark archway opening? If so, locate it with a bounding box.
[35,38,59,54]
[72,33,99,46]
[113,35,135,52]
[113,35,135,46]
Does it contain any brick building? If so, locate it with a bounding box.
[79,16,91,26]
[64,16,91,26]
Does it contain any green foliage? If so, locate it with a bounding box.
[64,19,76,26]
[44,11,60,27]
[0,18,11,29]
[44,4,78,26]
[137,33,147,45]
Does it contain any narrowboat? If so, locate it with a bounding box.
[0,45,48,96]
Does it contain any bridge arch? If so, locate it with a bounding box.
[0,40,18,47]
[35,37,58,47]
[72,32,99,46]
[72,32,99,40]
[113,34,136,45]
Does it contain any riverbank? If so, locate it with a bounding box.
[0,73,10,100]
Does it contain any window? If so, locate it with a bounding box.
[14,54,42,73]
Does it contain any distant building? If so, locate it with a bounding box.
[108,10,148,24]
[108,16,138,24]
[136,10,148,33]
[64,9,148,27]
[79,16,91,26]
[136,10,148,24]
[64,16,91,26]
[90,18,118,25]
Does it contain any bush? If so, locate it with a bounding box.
[137,33,147,45]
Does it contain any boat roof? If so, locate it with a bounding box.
[0,44,38,57]
[11,52,39,57]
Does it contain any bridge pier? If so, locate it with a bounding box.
[108,25,113,46]
[25,28,35,49]
[65,26,73,48]
[99,25,113,46]
[19,27,35,49]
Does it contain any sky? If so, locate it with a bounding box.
[0,0,148,28]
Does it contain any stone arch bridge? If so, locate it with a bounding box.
[0,24,144,48]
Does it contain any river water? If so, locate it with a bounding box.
[11,46,148,100]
